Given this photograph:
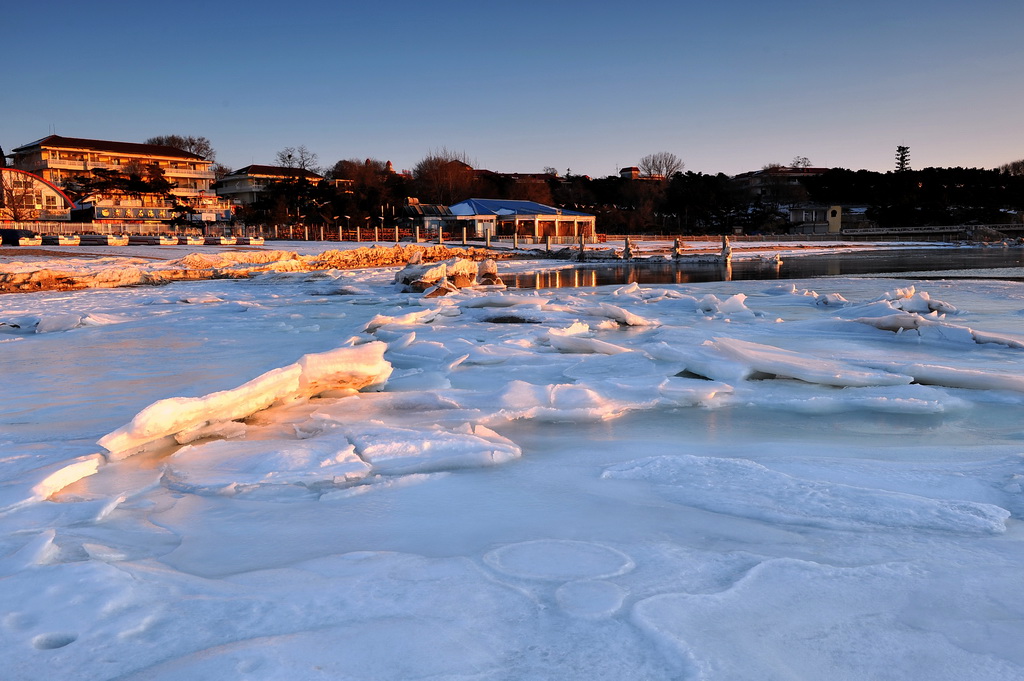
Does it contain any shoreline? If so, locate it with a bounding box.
[0,239,977,295]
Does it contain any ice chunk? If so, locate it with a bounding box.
[163,436,370,494]
[580,302,657,326]
[460,294,551,308]
[27,454,105,503]
[495,381,628,421]
[645,341,752,383]
[876,362,1024,392]
[364,307,440,332]
[712,336,913,387]
[855,313,1024,347]
[343,423,521,474]
[547,334,631,355]
[99,342,392,458]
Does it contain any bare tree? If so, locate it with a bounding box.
[413,148,478,204]
[276,146,321,173]
[791,156,811,169]
[0,170,38,221]
[146,135,217,161]
[638,152,684,179]
[210,163,233,180]
[997,158,1024,176]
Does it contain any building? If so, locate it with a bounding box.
[214,165,325,206]
[788,204,874,234]
[9,135,232,223]
[448,198,595,243]
[0,168,75,221]
[404,199,456,236]
[731,165,828,202]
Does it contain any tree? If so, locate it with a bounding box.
[64,163,175,205]
[327,157,411,229]
[210,163,233,180]
[895,145,911,172]
[1,170,39,221]
[791,156,811,169]
[146,135,217,161]
[638,152,684,179]
[998,159,1024,176]
[412,148,478,204]
[275,146,321,173]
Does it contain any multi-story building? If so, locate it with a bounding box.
[214,164,325,206]
[731,165,828,202]
[10,135,232,223]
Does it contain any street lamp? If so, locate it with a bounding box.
[343,215,350,242]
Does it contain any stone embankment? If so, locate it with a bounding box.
[0,244,530,294]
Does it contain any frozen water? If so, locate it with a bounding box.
[1,245,1023,680]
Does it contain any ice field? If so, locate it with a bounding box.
[1,248,1023,680]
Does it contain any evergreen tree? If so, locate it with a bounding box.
[895,145,911,172]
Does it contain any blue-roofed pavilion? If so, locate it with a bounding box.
[449,198,595,243]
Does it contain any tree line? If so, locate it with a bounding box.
[52,134,1024,233]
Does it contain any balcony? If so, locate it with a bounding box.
[41,159,213,179]
[163,167,215,179]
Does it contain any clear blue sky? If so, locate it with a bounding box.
[4,0,1022,177]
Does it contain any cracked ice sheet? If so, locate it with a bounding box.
[3,264,1024,680]
[633,558,1023,681]
[0,551,675,681]
[602,455,1011,534]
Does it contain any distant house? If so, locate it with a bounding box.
[0,167,75,222]
[10,135,232,223]
[449,198,595,243]
[788,204,873,234]
[732,166,828,202]
[214,165,324,206]
[618,166,668,181]
[404,198,455,236]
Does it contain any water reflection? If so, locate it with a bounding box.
[505,248,1024,289]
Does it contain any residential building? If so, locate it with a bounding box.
[214,165,325,206]
[0,168,75,221]
[9,135,232,223]
[731,165,828,202]
[788,204,873,234]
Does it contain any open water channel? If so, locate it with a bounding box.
[507,247,1024,288]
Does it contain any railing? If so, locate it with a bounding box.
[0,221,205,236]
[493,235,598,245]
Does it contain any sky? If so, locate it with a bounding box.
[3,0,1023,178]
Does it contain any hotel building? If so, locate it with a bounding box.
[10,135,232,223]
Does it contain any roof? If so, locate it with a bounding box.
[0,167,76,206]
[449,198,592,217]
[224,164,324,181]
[12,135,206,161]
[405,203,452,217]
[733,166,830,179]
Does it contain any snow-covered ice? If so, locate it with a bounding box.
[1,243,1023,680]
